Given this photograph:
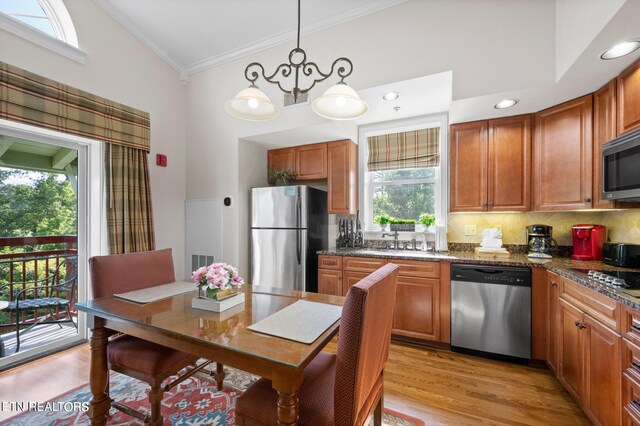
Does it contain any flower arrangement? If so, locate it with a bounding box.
[192,263,244,299]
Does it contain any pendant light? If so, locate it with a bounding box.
[226,0,367,121]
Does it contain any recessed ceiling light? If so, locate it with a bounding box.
[383,91,400,101]
[601,40,640,60]
[494,99,519,109]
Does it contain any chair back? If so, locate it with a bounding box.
[57,256,78,302]
[88,249,175,298]
[334,263,399,426]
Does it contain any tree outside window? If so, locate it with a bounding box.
[370,167,437,223]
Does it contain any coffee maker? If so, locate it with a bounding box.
[526,224,558,259]
[571,224,606,260]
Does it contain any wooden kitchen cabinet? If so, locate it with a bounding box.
[547,272,561,373]
[450,115,531,212]
[617,59,640,136]
[554,276,623,426]
[327,139,358,214]
[593,80,619,209]
[583,314,621,426]
[533,95,593,210]
[450,121,488,212]
[296,143,327,180]
[318,269,342,296]
[393,276,440,341]
[267,147,296,176]
[342,270,369,296]
[558,298,585,404]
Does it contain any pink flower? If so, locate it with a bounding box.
[192,262,244,290]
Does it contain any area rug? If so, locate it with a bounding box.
[2,365,424,425]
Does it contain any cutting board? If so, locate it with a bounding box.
[475,247,510,258]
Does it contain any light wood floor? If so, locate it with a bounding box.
[0,341,589,425]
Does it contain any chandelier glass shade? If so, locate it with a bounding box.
[226,0,367,121]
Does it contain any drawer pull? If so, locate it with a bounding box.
[550,282,558,287]
[574,321,586,330]
[323,260,337,265]
[631,361,640,373]
[631,325,640,334]
[632,400,640,411]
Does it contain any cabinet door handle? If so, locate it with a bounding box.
[574,320,586,330]
[488,202,494,207]
[631,361,640,373]
[584,197,591,204]
[631,324,640,334]
[632,399,640,411]
[550,282,558,287]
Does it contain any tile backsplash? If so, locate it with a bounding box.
[448,210,640,246]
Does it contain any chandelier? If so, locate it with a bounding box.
[225,0,368,121]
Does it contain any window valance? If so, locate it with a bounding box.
[0,61,150,152]
[367,127,439,171]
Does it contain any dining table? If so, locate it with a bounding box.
[75,284,344,426]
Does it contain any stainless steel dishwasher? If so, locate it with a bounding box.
[451,264,531,362]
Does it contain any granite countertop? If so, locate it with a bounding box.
[318,247,640,310]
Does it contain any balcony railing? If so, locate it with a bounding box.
[0,235,77,331]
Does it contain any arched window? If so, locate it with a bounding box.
[0,0,78,47]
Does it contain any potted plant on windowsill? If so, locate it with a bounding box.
[268,169,297,186]
[374,214,391,231]
[419,213,436,232]
[389,218,416,232]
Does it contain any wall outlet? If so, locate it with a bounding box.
[464,224,477,236]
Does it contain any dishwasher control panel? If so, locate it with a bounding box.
[451,264,531,286]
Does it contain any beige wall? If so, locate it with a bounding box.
[448,210,640,246]
[0,0,188,276]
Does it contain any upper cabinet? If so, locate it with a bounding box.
[267,148,295,176]
[533,95,593,211]
[267,143,327,181]
[593,81,618,209]
[450,115,531,212]
[327,140,358,214]
[267,140,357,215]
[295,143,327,180]
[617,59,640,136]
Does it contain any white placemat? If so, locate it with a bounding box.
[114,281,195,304]
[248,300,342,344]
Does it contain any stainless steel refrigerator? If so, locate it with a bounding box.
[250,185,328,292]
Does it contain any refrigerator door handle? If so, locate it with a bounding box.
[296,187,302,265]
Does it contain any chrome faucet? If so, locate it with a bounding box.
[381,230,400,250]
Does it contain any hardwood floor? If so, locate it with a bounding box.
[0,341,589,425]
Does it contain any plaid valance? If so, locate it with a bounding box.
[367,127,440,171]
[0,62,150,152]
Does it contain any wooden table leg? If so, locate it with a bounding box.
[88,319,111,426]
[272,370,303,426]
[214,362,225,391]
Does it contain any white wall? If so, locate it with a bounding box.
[237,139,268,277]
[186,0,556,268]
[0,0,188,277]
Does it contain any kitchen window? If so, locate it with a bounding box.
[359,115,448,232]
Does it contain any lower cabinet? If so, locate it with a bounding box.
[318,269,342,296]
[552,273,622,426]
[317,255,450,344]
[393,276,440,341]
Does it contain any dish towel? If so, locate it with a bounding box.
[480,228,503,249]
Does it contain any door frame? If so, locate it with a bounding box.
[0,118,105,368]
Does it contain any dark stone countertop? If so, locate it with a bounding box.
[317,247,640,311]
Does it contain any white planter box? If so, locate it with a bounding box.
[192,292,245,312]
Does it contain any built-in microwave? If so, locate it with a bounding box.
[602,127,640,201]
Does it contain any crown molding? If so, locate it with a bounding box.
[91,0,188,83]
[186,0,408,76]
[0,13,86,63]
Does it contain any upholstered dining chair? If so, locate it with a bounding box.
[236,263,400,426]
[89,248,219,425]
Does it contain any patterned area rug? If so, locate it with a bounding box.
[2,364,424,425]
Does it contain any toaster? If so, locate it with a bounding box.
[602,243,640,268]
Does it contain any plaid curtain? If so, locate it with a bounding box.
[367,128,440,171]
[106,144,155,254]
[0,62,150,151]
[0,61,155,253]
